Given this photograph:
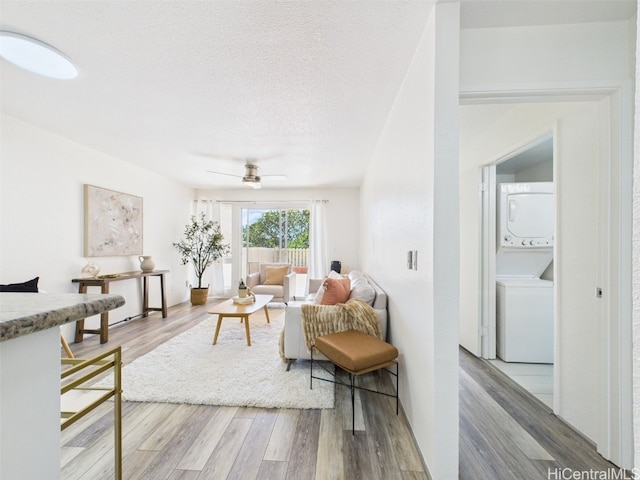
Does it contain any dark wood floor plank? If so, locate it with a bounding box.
[197,418,253,479]
[285,409,322,480]
[226,409,278,480]
[400,471,431,480]
[343,430,378,480]
[361,388,404,480]
[256,460,289,480]
[121,449,158,480]
[167,470,202,480]
[138,405,215,479]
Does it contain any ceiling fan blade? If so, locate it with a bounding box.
[207,170,242,178]
[260,174,288,180]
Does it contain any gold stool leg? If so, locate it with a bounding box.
[61,334,74,358]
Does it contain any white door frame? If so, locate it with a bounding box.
[479,164,496,359]
[461,86,633,469]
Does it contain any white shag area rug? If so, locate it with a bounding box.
[102,306,334,409]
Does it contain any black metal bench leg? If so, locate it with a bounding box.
[351,373,355,435]
[396,362,399,415]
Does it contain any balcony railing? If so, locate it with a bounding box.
[245,247,309,274]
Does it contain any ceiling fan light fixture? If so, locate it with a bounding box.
[242,176,261,189]
[0,31,78,79]
[242,163,262,188]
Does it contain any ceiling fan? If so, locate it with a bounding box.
[207,160,287,189]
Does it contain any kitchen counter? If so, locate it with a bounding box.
[0,292,125,480]
[0,292,125,341]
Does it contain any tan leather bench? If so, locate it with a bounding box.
[310,330,399,434]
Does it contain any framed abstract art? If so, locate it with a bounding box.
[84,184,143,257]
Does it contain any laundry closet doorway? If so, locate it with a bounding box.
[478,135,556,408]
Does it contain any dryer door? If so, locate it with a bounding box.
[499,183,554,248]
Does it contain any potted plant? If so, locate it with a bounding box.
[238,279,248,298]
[173,213,230,305]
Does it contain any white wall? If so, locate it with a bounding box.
[360,4,459,478]
[460,20,634,91]
[194,188,360,273]
[0,114,194,342]
[459,17,635,468]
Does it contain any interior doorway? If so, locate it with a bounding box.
[479,135,556,408]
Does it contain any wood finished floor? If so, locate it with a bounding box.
[62,301,425,480]
[459,348,619,480]
[62,301,618,479]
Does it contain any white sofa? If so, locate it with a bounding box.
[282,271,388,368]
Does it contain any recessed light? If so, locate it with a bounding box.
[0,31,78,79]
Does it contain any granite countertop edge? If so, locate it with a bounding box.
[0,293,126,342]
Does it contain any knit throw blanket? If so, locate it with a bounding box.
[301,298,382,352]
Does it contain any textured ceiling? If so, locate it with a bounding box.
[0,1,636,190]
[0,1,434,189]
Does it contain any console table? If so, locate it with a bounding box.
[72,270,168,344]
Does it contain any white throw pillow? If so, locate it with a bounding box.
[348,270,364,282]
[314,286,326,304]
[349,277,376,306]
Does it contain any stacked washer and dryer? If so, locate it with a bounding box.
[496,182,554,364]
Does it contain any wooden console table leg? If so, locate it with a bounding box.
[160,273,167,318]
[99,283,110,344]
[74,320,85,343]
[143,276,149,318]
[74,283,88,343]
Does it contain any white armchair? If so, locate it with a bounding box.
[246,263,296,304]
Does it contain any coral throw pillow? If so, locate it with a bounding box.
[264,266,289,285]
[321,277,351,305]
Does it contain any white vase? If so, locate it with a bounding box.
[139,255,155,272]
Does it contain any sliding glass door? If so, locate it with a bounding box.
[241,208,309,295]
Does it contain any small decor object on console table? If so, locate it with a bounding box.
[80,262,100,278]
[138,255,155,272]
[173,213,230,306]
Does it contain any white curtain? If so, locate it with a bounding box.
[193,200,227,298]
[309,199,328,279]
